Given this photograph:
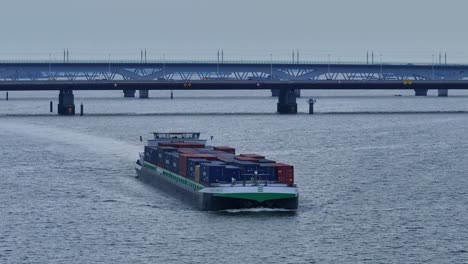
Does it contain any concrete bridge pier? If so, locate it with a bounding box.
[438,89,448,97]
[414,89,428,96]
[277,88,298,114]
[271,89,279,97]
[272,89,301,97]
[139,89,149,98]
[295,89,301,97]
[123,89,136,98]
[58,90,75,115]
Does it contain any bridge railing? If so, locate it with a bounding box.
[0,59,464,66]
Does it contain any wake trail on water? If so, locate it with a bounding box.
[0,120,141,161]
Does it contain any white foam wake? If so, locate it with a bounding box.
[0,120,141,161]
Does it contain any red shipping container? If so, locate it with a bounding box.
[268,163,294,185]
[234,156,259,162]
[217,156,234,162]
[213,146,236,154]
[178,149,197,154]
[240,153,266,159]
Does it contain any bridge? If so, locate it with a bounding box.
[2,59,468,115]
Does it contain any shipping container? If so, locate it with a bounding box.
[258,164,279,181]
[187,158,211,179]
[216,153,236,158]
[213,146,236,154]
[258,159,276,164]
[177,148,198,154]
[209,161,226,165]
[144,146,160,164]
[200,163,225,184]
[165,152,179,173]
[267,163,294,185]
[178,153,218,177]
[234,156,259,162]
[158,146,177,168]
[217,156,236,163]
[228,160,259,176]
[223,165,242,182]
[195,165,200,183]
[240,153,266,159]
[196,147,215,153]
[163,151,176,170]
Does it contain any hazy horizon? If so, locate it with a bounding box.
[1,0,468,63]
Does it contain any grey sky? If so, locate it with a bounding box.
[1,0,467,62]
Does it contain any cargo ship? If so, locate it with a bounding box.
[135,132,298,211]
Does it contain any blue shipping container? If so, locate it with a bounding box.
[144,146,159,164]
[258,164,278,181]
[228,160,258,175]
[200,163,225,184]
[170,153,180,173]
[258,159,276,164]
[187,158,211,179]
[223,165,242,181]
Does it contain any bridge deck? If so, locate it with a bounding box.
[1,80,468,91]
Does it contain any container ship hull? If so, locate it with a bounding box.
[136,162,298,211]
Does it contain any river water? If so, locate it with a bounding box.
[1,90,467,263]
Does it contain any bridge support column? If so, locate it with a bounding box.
[271,89,279,97]
[58,90,75,115]
[438,89,448,97]
[272,88,300,98]
[139,89,149,99]
[414,89,428,96]
[123,89,136,98]
[277,88,298,114]
[294,89,301,97]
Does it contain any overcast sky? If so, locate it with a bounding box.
[1,0,467,62]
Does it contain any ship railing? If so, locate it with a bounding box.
[209,180,286,187]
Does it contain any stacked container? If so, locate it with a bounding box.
[223,165,242,182]
[258,164,279,181]
[200,163,225,184]
[144,146,159,164]
[142,140,294,186]
[195,165,201,183]
[234,156,259,162]
[258,159,276,164]
[269,163,294,185]
[178,153,217,177]
[240,154,266,159]
[228,160,258,180]
[213,146,236,154]
[158,146,177,168]
[187,158,211,179]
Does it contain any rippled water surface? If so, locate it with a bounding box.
[1,90,467,263]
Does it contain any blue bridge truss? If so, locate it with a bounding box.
[1,59,468,82]
[2,59,468,115]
